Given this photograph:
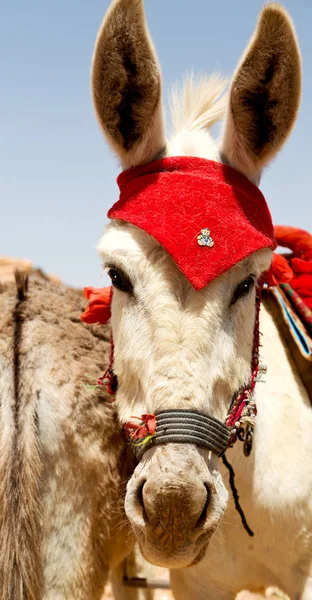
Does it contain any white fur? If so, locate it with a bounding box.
[170,74,227,134]
[168,75,227,160]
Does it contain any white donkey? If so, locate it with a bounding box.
[91,1,312,599]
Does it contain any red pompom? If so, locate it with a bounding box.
[81,286,113,324]
[265,253,293,287]
[124,414,156,440]
[273,226,312,308]
[274,226,312,260]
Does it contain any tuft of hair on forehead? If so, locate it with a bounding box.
[167,74,227,160]
[169,74,228,135]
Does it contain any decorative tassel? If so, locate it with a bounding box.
[82,366,117,399]
[124,414,156,444]
[80,286,113,325]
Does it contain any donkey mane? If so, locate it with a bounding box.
[168,74,227,159]
[170,74,227,134]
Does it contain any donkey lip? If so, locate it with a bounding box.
[133,524,213,569]
[138,542,199,569]
[137,537,209,569]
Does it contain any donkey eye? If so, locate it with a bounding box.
[107,268,133,293]
[231,275,256,305]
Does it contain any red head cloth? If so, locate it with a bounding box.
[108,157,276,291]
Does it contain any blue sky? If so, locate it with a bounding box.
[1,0,311,288]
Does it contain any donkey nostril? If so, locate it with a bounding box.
[196,484,211,528]
[136,480,149,524]
[137,480,146,509]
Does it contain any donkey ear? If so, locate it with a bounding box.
[91,0,165,169]
[220,4,301,183]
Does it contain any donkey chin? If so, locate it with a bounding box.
[125,443,228,568]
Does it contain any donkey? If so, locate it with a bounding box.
[90,1,312,598]
[0,270,135,600]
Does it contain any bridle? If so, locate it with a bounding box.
[122,290,262,457]
[91,290,263,537]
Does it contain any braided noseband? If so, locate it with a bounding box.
[134,410,231,459]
